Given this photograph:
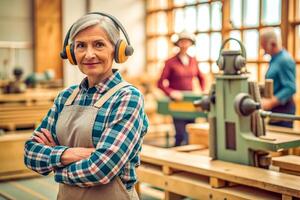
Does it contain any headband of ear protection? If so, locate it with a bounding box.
[60,12,134,65]
[217,38,247,71]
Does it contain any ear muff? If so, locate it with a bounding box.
[65,44,77,65]
[217,56,224,70]
[217,38,247,71]
[60,24,77,65]
[114,40,134,63]
[60,12,134,65]
[234,55,246,71]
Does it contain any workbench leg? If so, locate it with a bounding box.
[165,191,184,200]
[135,182,140,197]
[282,194,293,200]
[165,130,170,148]
[210,177,226,188]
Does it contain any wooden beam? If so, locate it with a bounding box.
[281,0,289,49]
[34,0,62,79]
[221,0,231,40]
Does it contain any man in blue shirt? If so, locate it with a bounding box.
[260,28,296,128]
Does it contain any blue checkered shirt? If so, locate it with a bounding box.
[24,71,149,189]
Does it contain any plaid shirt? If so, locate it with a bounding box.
[24,70,149,189]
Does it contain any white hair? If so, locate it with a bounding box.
[260,28,282,48]
[69,13,120,46]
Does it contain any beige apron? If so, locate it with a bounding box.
[56,82,139,200]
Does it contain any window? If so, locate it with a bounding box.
[145,0,223,90]
[289,0,300,115]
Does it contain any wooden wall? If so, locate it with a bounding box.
[34,0,62,79]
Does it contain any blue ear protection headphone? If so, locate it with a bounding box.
[60,12,134,65]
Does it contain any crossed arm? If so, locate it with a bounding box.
[33,128,95,165]
[24,88,147,187]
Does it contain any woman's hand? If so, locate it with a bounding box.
[170,90,183,101]
[33,128,56,147]
[61,147,95,165]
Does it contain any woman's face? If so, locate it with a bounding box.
[74,24,114,84]
[177,39,193,53]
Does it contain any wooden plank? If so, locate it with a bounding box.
[279,169,300,176]
[0,91,54,130]
[0,170,39,181]
[282,194,293,200]
[0,89,59,103]
[164,191,183,200]
[136,164,165,189]
[188,149,209,156]
[267,125,300,135]
[186,122,300,145]
[272,155,300,173]
[186,123,209,146]
[0,132,38,180]
[166,172,280,200]
[34,0,62,79]
[170,144,207,152]
[140,145,300,197]
[210,177,226,188]
[138,166,281,200]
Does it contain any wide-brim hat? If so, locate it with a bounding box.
[172,31,196,46]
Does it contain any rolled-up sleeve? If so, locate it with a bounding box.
[24,90,71,175]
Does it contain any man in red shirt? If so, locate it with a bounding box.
[157,31,205,146]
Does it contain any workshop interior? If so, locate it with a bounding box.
[1,0,300,200]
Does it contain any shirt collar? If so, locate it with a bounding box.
[79,69,123,94]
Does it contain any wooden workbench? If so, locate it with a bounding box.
[0,131,38,180]
[0,88,60,130]
[0,88,60,104]
[137,145,300,200]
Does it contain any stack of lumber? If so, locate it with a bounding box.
[0,88,60,130]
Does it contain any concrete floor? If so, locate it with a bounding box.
[0,175,161,200]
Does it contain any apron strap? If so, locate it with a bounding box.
[94,82,131,108]
[65,87,80,106]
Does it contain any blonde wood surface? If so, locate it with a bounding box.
[186,123,209,147]
[170,144,207,152]
[0,88,59,103]
[164,191,184,200]
[0,88,59,130]
[137,162,282,200]
[0,132,38,180]
[0,103,52,130]
[187,122,300,146]
[209,177,226,188]
[168,172,281,200]
[140,145,300,198]
[282,194,293,200]
[136,163,165,188]
[272,155,300,173]
[279,169,300,176]
[34,0,62,79]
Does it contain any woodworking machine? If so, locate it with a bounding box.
[194,38,300,168]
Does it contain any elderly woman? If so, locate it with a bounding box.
[157,31,205,146]
[24,12,148,200]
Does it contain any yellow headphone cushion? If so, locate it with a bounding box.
[66,45,76,65]
[115,40,128,63]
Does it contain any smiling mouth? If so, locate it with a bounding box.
[83,63,100,65]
